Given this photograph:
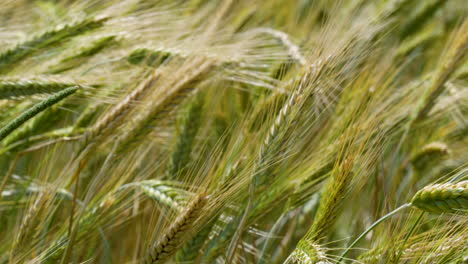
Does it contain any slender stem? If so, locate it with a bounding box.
[338,203,412,263]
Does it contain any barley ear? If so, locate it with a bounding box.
[399,0,446,39]
[286,240,330,264]
[137,184,183,212]
[146,193,208,264]
[2,106,63,147]
[175,217,217,262]
[48,35,117,74]
[117,59,213,153]
[127,48,175,67]
[0,17,107,73]
[411,181,468,213]
[256,28,306,66]
[0,86,79,142]
[83,73,160,145]
[166,97,203,179]
[306,160,354,242]
[410,141,449,172]
[0,78,81,99]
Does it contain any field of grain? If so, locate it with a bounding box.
[0,0,467,263]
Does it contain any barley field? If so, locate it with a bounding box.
[0,0,467,263]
